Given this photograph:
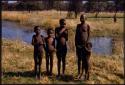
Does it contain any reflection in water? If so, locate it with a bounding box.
[2,21,112,55]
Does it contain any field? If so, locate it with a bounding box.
[1,11,124,84]
[2,11,124,37]
[2,39,124,84]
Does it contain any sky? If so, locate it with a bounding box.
[8,1,17,3]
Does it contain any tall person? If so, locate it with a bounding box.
[75,14,90,79]
[55,19,68,77]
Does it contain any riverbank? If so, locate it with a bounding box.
[2,38,124,84]
[2,11,124,37]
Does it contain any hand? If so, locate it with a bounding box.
[59,28,66,34]
[54,48,57,52]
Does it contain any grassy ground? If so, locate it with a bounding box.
[2,39,124,84]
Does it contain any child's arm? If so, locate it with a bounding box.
[59,28,66,34]
[31,35,35,45]
[65,29,68,41]
[85,47,91,52]
[53,38,56,52]
[55,28,59,39]
[42,36,46,51]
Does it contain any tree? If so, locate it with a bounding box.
[67,0,82,18]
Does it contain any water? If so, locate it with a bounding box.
[2,21,47,43]
[2,21,112,55]
[90,37,112,55]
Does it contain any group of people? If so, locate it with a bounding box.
[31,14,92,80]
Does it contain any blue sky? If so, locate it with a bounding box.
[8,1,17,3]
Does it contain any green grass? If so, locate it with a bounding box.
[2,39,124,84]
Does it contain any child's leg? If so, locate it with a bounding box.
[57,57,61,76]
[86,58,90,80]
[46,53,49,74]
[34,53,38,77]
[57,54,61,76]
[78,56,81,76]
[76,48,82,76]
[38,53,42,78]
[80,60,84,78]
[62,56,66,75]
[62,47,67,75]
[84,59,89,80]
[50,52,53,75]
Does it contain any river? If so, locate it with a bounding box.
[2,21,112,55]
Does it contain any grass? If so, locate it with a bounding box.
[1,39,124,84]
[2,11,124,52]
[2,11,124,37]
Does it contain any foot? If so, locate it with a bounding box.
[35,75,37,79]
[47,72,52,76]
[62,72,65,76]
[74,74,80,80]
[38,75,41,80]
[56,74,60,78]
[78,74,82,79]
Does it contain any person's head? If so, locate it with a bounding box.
[86,42,92,49]
[59,18,66,27]
[34,26,41,35]
[47,28,54,37]
[80,14,86,23]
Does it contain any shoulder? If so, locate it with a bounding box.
[41,35,45,39]
[41,35,43,37]
[76,24,81,30]
[86,23,90,28]
[65,28,68,31]
[55,27,60,31]
[77,24,81,27]
[32,35,35,38]
[44,37,48,42]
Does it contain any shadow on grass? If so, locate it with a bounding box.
[3,71,47,78]
[114,72,124,79]
[47,74,85,83]
[3,71,34,77]
[3,71,86,83]
[56,75,74,82]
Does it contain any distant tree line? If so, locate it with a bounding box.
[2,0,125,18]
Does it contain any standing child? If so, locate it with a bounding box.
[31,26,45,79]
[55,19,68,77]
[45,28,56,76]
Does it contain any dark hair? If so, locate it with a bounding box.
[34,26,40,32]
[59,18,66,25]
[80,14,86,19]
[47,28,54,35]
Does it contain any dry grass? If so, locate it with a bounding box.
[1,39,124,84]
[2,11,123,37]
